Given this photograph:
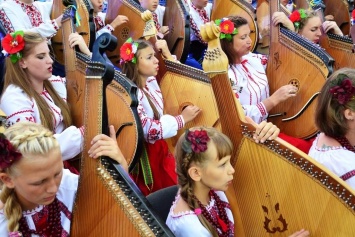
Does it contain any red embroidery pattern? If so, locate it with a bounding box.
[0,9,14,33]
[152,12,161,31]
[340,170,355,181]
[15,0,43,28]
[190,2,209,44]
[175,115,184,129]
[94,16,104,31]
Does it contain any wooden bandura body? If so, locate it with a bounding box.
[163,0,190,63]
[62,8,143,168]
[201,20,355,237]
[70,38,173,235]
[266,0,334,139]
[211,0,258,51]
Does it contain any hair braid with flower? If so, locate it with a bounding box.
[1,31,25,64]
[288,9,317,32]
[0,122,59,235]
[215,18,238,41]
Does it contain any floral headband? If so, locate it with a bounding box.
[182,129,210,154]
[1,30,25,63]
[0,133,22,170]
[329,74,355,105]
[215,18,238,41]
[119,37,139,64]
[289,9,308,30]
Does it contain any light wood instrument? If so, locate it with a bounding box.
[70,33,173,236]
[201,19,355,237]
[266,0,334,139]
[211,0,259,51]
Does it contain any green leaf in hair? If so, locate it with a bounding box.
[215,19,222,26]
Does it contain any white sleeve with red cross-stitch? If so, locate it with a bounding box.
[0,76,83,160]
[0,0,58,39]
[94,12,114,38]
[137,77,185,144]
[227,52,269,124]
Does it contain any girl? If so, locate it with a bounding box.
[0,122,126,236]
[0,31,90,163]
[308,68,355,189]
[139,0,169,38]
[219,16,313,153]
[166,126,310,237]
[120,38,201,195]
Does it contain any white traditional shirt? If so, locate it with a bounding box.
[0,169,78,236]
[166,191,234,237]
[0,75,84,160]
[308,134,355,189]
[153,5,165,26]
[93,11,114,38]
[188,1,212,42]
[227,52,269,123]
[0,0,59,38]
[138,77,184,144]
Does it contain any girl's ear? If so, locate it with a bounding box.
[188,165,202,182]
[0,173,15,189]
[344,108,355,121]
[19,58,27,69]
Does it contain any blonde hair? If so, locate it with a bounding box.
[1,122,59,233]
[175,127,233,237]
[2,32,72,131]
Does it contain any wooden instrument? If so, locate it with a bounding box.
[293,0,350,35]
[266,0,334,139]
[105,0,146,66]
[51,0,94,65]
[211,0,259,51]
[70,35,174,236]
[201,20,355,237]
[163,0,190,63]
[62,8,143,169]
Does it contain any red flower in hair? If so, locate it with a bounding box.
[289,11,301,23]
[220,20,234,34]
[2,33,24,54]
[0,134,22,170]
[120,42,134,62]
[329,75,355,105]
[182,129,210,154]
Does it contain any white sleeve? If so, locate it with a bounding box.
[241,102,268,123]
[54,126,84,160]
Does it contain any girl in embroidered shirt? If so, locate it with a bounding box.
[166,126,310,237]
[308,68,355,189]
[120,38,201,195]
[0,31,91,165]
[0,122,126,236]
[139,0,169,38]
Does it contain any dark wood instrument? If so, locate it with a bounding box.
[62,8,143,169]
[51,0,93,65]
[201,20,355,237]
[105,0,146,66]
[70,33,173,236]
[266,0,334,139]
[163,0,190,63]
[211,0,259,51]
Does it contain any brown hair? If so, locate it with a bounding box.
[220,15,249,64]
[295,9,318,33]
[315,68,355,138]
[175,127,233,237]
[2,32,72,131]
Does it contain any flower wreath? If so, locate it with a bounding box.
[215,18,238,41]
[289,9,308,30]
[1,30,25,63]
[119,37,139,64]
[329,74,355,105]
[182,129,210,154]
[0,133,22,170]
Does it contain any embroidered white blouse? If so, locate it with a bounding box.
[93,12,114,38]
[188,2,212,42]
[0,0,59,38]
[154,5,165,26]
[227,52,269,123]
[0,169,78,236]
[0,76,84,160]
[138,77,184,144]
[308,134,355,189]
[166,191,234,237]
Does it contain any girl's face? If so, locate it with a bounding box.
[232,24,252,61]
[299,16,322,43]
[199,143,235,192]
[91,0,104,13]
[19,40,53,85]
[139,0,159,11]
[3,148,63,211]
[137,46,159,79]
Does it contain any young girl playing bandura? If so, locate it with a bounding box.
[166,126,310,237]
[0,122,126,236]
[120,38,201,195]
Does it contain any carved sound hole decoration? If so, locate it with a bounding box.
[273,52,282,70]
[120,27,130,41]
[262,195,288,234]
[289,79,300,92]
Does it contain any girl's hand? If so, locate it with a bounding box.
[110,15,129,29]
[88,125,128,172]
[268,84,297,107]
[322,21,343,36]
[289,229,310,237]
[55,14,63,28]
[68,32,91,56]
[245,117,280,143]
[155,40,173,60]
[272,12,295,31]
[181,105,201,124]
